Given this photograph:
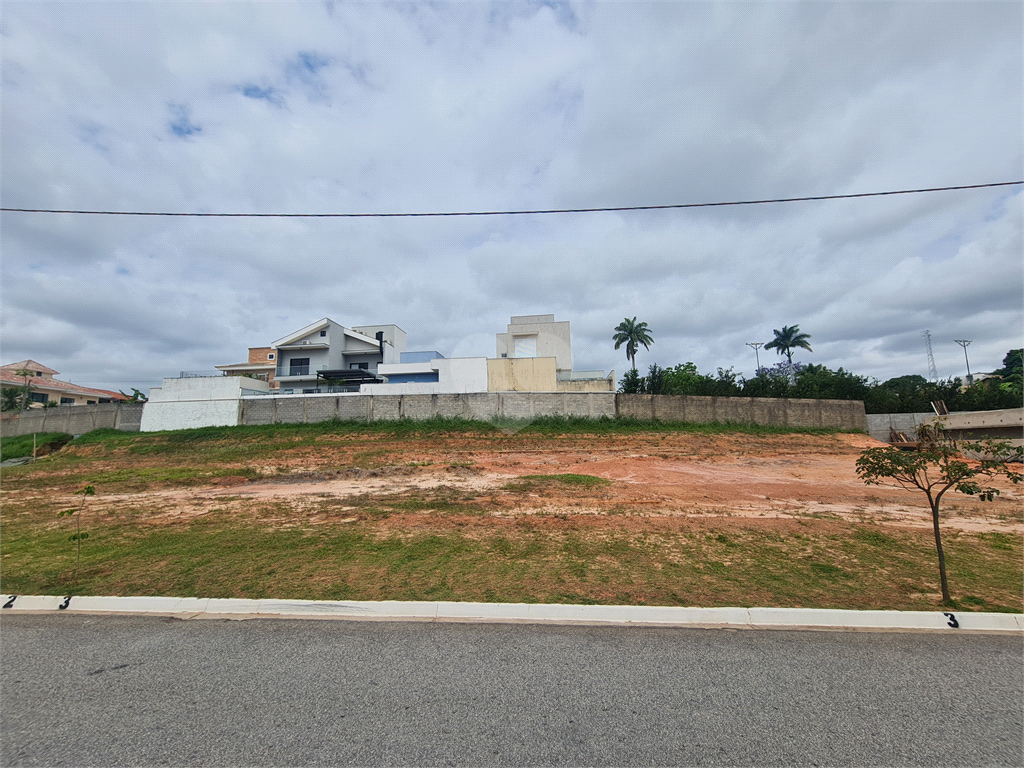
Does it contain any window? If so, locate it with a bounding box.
[35,371,42,377]
[61,397,75,404]
[350,362,369,370]
[320,330,327,337]
[501,353,507,358]
[30,392,48,403]
[268,353,275,360]
[514,336,537,358]
[289,357,310,376]
[87,400,96,404]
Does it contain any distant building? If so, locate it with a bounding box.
[217,318,407,395]
[213,313,614,399]
[369,314,614,394]
[0,360,127,406]
[489,315,614,392]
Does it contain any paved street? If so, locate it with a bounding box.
[2,614,1021,766]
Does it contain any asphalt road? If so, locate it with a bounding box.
[2,614,1021,767]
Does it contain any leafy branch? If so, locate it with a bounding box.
[57,485,96,580]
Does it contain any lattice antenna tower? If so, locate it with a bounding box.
[922,330,938,382]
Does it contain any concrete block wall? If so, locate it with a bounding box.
[865,408,1023,445]
[865,412,933,443]
[1,392,869,436]
[235,392,858,428]
[0,403,145,437]
[236,392,618,426]
[616,394,866,430]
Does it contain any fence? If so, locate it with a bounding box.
[615,394,865,430]
[0,403,145,437]
[0,392,870,437]
[239,392,618,425]
[237,392,865,430]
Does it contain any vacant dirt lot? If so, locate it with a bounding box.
[4,427,1020,609]
[15,431,1019,536]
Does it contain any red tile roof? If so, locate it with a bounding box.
[0,370,127,400]
[1,359,59,375]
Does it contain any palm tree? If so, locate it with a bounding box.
[764,325,813,371]
[613,317,654,372]
[1,387,24,412]
[7,368,36,410]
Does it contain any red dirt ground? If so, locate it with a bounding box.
[57,432,1022,535]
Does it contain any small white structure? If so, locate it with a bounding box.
[140,376,269,432]
[363,357,489,395]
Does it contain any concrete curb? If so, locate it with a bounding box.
[2,595,1021,633]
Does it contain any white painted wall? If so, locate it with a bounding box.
[352,324,407,353]
[377,361,435,377]
[140,376,268,432]
[438,358,488,391]
[362,357,488,395]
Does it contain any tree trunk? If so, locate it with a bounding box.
[930,499,951,603]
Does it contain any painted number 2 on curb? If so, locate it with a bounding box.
[2,595,16,609]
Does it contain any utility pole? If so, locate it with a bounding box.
[954,339,973,384]
[922,330,938,382]
[746,342,764,375]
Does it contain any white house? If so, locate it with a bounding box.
[269,318,406,394]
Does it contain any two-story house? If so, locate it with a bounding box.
[268,318,407,393]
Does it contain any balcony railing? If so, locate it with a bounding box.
[277,365,321,377]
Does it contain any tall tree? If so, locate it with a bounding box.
[613,318,654,372]
[764,325,813,370]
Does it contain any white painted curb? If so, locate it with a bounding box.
[2,595,1021,633]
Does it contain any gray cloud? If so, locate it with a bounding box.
[1,1,1020,393]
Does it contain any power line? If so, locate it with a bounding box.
[1,180,1020,219]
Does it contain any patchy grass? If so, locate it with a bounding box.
[502,474,612,493]
[57,415,853,459]
[2,421,1018,611]
[1,508,1020,611]
[1,432,72,461]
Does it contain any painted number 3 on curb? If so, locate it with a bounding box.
[943,612,959,628]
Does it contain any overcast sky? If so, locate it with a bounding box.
[2,1,1021,393]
